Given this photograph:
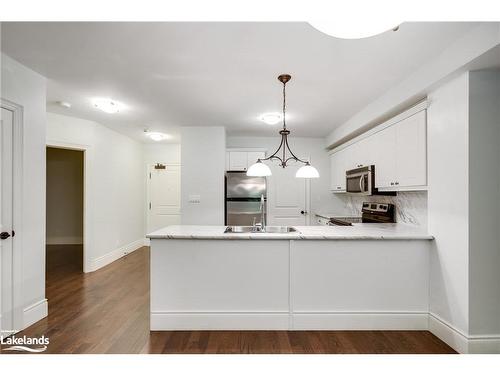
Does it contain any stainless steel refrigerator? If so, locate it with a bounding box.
[225,171,267,226]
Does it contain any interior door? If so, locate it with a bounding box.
[267,161,307,226]
[147,165,181,233]
[1,107,14,336]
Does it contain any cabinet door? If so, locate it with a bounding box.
[228,151,248,171]
[246,151,265,168]
[353,137,372,168]
[395,111,427,187]
[373,126,397,188]
[330,149,346,192]
[342,142,359,171]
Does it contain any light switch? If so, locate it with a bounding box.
[188,194,201,203]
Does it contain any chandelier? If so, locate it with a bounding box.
[247,74,320,178]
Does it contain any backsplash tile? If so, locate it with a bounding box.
[339,191,428,228]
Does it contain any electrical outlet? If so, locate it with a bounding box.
[188,194,201,203]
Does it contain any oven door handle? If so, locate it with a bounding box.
[359,176,365,192]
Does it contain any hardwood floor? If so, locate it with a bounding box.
[7,245,455,354]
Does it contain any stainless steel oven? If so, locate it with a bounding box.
[345,165,374,195]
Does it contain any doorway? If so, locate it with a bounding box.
[46,147,84,277]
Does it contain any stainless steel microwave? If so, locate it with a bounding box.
[346,165,374,195]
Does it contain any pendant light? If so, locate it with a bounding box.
[247,74,320,179]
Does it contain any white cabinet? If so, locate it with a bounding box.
[375,110,427,189]
[394,110,427,188]
[246,151,266,167]
[228,151,248,171]
[226,150,266,171]
[330,108,427,192]
[373,126,397,188]
[330,148,346,192]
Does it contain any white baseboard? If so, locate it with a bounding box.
[150,311,428,331]
[23,299,48,330]
[46,236,83,245]
[151,312,290,330]
[87,238,146,272]
[292,312,429,330]
[429,313,500,353]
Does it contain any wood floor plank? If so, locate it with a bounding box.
[5,245,456,354]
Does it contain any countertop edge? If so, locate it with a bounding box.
[147,234,435,240]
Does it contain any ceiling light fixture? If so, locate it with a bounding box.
[145,130,170,142]
[260,112,282,125]
[57,101,72,108]
[308,20,400,39]
[247,74,319,179]
[92,98,125,114]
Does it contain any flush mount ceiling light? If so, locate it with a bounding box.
[57,101,72,108]
[308,20,400,39]
[247,74,319,179]
[260,112,282,125]
[144,130,170,142]
[92,98,125,114]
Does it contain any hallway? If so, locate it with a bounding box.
[7,246,455,354]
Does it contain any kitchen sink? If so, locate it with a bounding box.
[224,226,298,234]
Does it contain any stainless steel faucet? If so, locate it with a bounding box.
[252,194,266,232]
[259,193,266,230]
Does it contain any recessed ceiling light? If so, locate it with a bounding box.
[57,101,72,108]
[92,98,125,114]
[146,132,170,142]
[260,112,282,125]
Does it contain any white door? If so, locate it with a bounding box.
[147,165,181,233]
[267,161,308,226]
[1,108,14,336]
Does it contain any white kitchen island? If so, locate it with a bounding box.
[147,225,433,331]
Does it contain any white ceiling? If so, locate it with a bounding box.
[1,22,478,143]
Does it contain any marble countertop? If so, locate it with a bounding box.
[147,224,433,240]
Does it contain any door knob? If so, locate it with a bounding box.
[300,210,307,215]
[1,231,11,240]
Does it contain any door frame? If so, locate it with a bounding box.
[145,162,181,237]
[45,140,91,273]
[1,98,24,333]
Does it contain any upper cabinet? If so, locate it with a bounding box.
[226,149,266,171]
[330,106,427,192]
[330,148,347,192]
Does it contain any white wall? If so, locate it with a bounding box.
[46,147,84,245]
[143,143,181,165]
[46,112,145,272]
[1,53,47,327]
[468,70,500,337]
[181,127,225,225]
[427,72,470,337]
[226,136,343,218]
